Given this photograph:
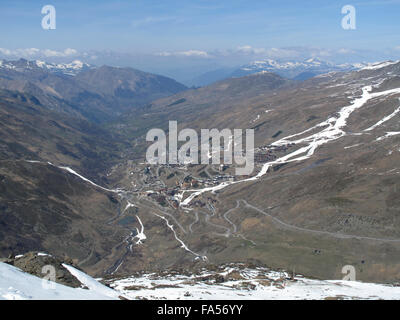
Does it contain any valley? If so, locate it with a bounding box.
[1,58,400,288]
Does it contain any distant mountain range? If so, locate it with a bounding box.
[188,58,369,86]
[0,59,93,76]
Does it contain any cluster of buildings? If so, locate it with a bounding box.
[254,143,295,163]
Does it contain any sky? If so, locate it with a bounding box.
[0,0,400,81]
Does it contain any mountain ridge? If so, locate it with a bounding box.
[187,58,397,87]
[0,58,188,122]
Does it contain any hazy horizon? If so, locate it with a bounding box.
[1,0,400,82]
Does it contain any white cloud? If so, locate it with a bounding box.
[0,48,12,55]
[43,48,78,57]
[337,48,355,54]
[132,16,178,28]
[0,48,78,58]
[156,50,211,58]
[233,46,305,60]
[0,48,40,57]
[236,45,267,55]
[179,50,210,57]
[154,46,344,62]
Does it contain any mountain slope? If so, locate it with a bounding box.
[0,89,123,179]
[113,71,294,140]
[0,59,188,122]
[0,259,119,300]
[104,61,400,282]
[74,65,188,118]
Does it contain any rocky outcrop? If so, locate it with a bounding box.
[4,252,83,288]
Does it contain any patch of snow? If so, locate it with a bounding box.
[153,213,207,261]
[365,99,400,131]
[0,262,119,300]
[133,215,146,245]
[360,61,400,71]
[376,132,400,141]
[344,143,363,149]
[108,266,400,300]
[37,252,50,257]
[62,264,120,299]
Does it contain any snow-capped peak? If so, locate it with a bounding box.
[0,58,93,76]
[0,258,120,300]
[242,58,335,72]
[34,60,45,68]
[360,60,400,71]
[34,59,92,75]
[233,58,369,80]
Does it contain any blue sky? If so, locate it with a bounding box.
[1,0,400,79]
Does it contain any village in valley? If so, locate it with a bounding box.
[108,141,296,211]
